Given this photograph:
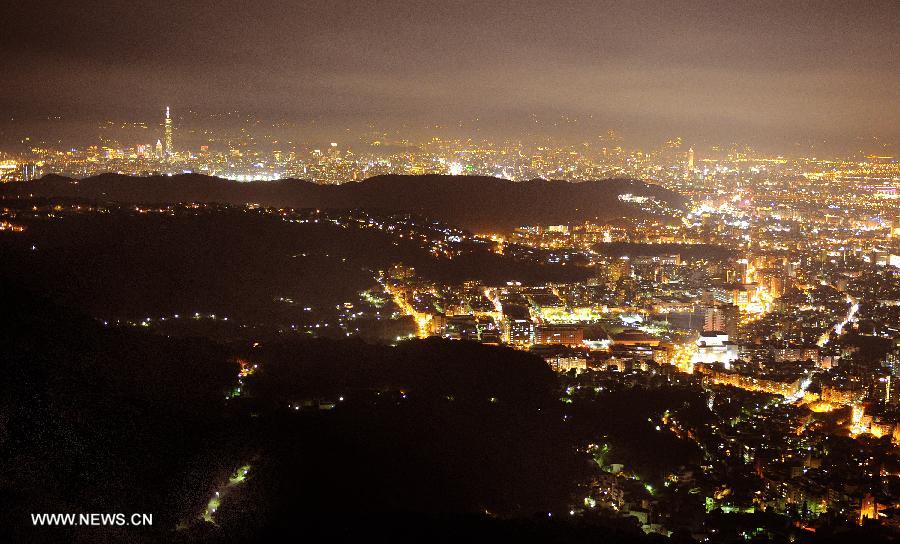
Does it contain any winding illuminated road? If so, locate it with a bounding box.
[817,296,859,347]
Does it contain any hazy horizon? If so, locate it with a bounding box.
[3,0,898,154]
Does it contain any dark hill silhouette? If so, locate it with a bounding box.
[6,173,685,231]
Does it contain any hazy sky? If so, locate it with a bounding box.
[3,0,898,151]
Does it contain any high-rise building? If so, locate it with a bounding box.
[155,139,163,159]
[607,257,631,283]
[686,147,695,173]
[163,106,173,158]
[704,304,739,339]
[20,163,38,181]
[501,304,533,345]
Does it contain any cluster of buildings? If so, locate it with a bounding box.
[3,109,900,536]
[2,109,898,195]
[360,164,900,534]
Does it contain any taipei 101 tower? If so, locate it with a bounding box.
[163,106,173,158]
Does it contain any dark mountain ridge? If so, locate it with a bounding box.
[5,173,684,231]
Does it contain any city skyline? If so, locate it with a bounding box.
[5,104,898,185]
[4,2,900,542]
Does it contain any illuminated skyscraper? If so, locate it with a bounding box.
[704,304,739,339]
[20,163,38,181]
[163,107,173,158]
[687,146,695,173]
[155,139,163,159]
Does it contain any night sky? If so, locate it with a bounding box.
[3,0,898,150]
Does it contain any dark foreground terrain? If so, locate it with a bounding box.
[4,284,894,543]
[1,173,685,232]
[1,197,892,544]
